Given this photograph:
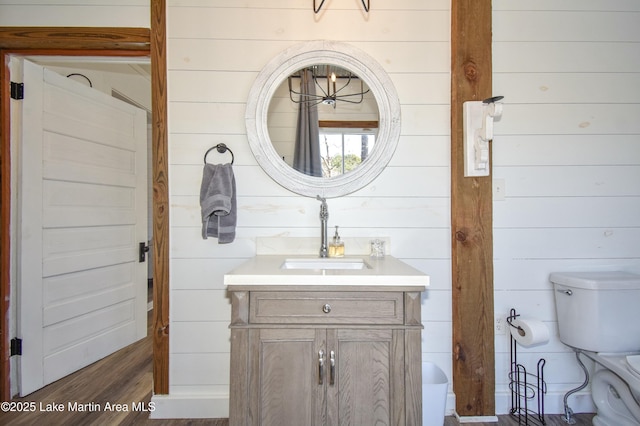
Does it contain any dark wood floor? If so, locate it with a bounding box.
[0,309,594,425]
[444,413,594,426]
[0,310,227,425]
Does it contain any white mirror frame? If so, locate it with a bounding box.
[246,40,401,198]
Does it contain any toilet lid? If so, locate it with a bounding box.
[627,355,640,377]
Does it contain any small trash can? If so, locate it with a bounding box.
[423,362,448,426]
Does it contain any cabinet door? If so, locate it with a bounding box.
[252,328,327,426]
[327,329,404,425]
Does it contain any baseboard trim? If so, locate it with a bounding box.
[445,390,497,422]
[149,394,228,419]
[455,414,499,423]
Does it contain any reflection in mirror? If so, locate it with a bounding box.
[245,40,400,198]
[268,65,379,178]
[318,125,376,178]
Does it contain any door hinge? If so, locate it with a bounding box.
[10,82,24,100]
[139,242,150,263]
[11,338,22,356]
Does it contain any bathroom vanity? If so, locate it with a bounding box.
[225,255,428,426]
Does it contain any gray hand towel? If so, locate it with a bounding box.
[200,163,236,243]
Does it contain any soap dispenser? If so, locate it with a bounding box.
[329,226,345,258]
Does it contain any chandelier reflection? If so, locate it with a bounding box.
[288,65,370,109]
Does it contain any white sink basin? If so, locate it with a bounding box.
[281,258,370,270]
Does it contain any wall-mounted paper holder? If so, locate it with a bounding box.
[463,96,504,177]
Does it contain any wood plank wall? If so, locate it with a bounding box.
[451,0,495,417]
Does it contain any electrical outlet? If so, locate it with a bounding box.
[493,178,506,201]
[495,316,506,335]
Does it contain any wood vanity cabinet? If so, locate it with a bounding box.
[228,286,424,426]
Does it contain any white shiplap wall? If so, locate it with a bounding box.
[166,0,452,417]
[492,0,640,415]
[3,0,639,420]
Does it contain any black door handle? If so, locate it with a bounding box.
[139,242,150,262]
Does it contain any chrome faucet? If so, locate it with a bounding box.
[317,195,329,258]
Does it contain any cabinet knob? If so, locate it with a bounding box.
[322,303,332,314]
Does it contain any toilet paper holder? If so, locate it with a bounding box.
[506,313,526,337]
[507,308,547,425]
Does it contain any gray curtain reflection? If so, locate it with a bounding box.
[293,68,322,177]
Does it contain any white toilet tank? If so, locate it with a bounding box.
[550,271,640,353]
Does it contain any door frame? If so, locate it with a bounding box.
[0,2,169,401]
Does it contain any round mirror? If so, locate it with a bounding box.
[246,40,400,198]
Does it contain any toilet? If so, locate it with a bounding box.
[550,271,640,426]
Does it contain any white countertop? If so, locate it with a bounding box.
[224,255,429,287]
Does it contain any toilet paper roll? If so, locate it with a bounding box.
[510,317,550,347]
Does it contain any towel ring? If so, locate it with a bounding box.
[204,143,234,165]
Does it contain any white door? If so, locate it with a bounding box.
[15,59,148,396]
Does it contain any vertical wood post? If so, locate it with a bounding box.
[451,0,495,417]
[151,0,170,395]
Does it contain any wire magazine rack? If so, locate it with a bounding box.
[507,308,547,425]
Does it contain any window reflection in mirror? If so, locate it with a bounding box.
[267,64,379,177]
[319,125,376,178]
